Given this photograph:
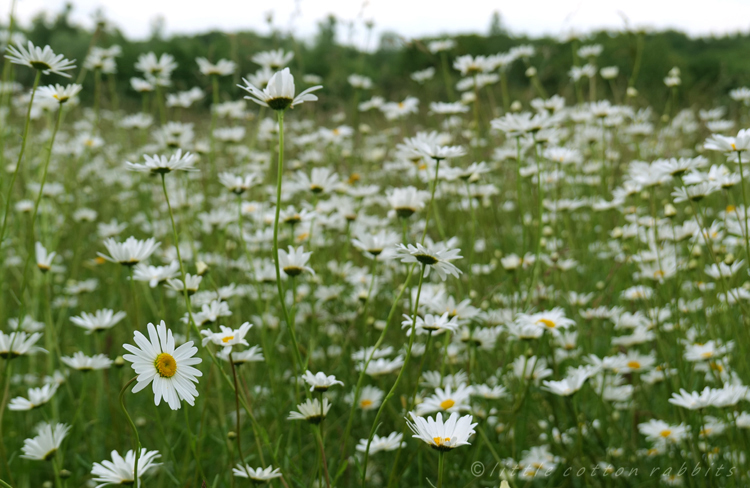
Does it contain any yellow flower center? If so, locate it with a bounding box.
[432,436,451,446]
[360,399,373,408]
[731,143,737,150]
[398,102,405,109]
[727,205,736,213]
[154,352,177,378]
[222,335,235,343]
[537,318,556,328]
[660,430,672,438]
[627,361,641,369]
[701,351,713,358]
[709,362,724,372]
[440,399,455,410]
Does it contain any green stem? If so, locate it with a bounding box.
[119,376,142,488]
[0,70,41,245]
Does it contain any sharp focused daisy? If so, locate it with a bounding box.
[91,449,161,487]
[394,243,462,281]
[21,422,70,460]
[238,67,322,111]
[406,411,477,451]
[125,149,197,174]
[99,236,160,266]
[5,41,76,77]
[122,321,203,410]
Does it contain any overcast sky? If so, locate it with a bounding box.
[6,0,750,47]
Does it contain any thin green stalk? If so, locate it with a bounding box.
[735,151,750,263]
[119,376,141,488]
[0,70,41,245]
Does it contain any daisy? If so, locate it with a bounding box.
[301,371,344,392]
[122,321,203,410]
[200,323,253,353]
[99,237,160,266]
[279,246,314,276]
[352,229,400,257]
[70,309,126,334]
[406,411,477,451]
[233,464,283,482]
[166,274,202,295]
[401,312,460,336]
[356,432,405,454]
[251,49,294,70]
[218,345,265,365]
[9,384,58,411]
[394,243,462,281]
[21,422,70,460]
[35,242,56,272]
[125,149,197,174]
[668,388,714,410]
[5,41,76,77]
[288,398,331,424]
[0,331,44,358]
[416,384,473,415]
[91,449,161,487]
[37,83,82,104]
[219,172,258,194]
[132,261,181,288]
[238,67,322,111]
[387,187,430,218]
[196,57,236,76]
[61,352,113,371]
[351,385,384,410]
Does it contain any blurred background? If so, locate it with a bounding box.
[3,0,750,111]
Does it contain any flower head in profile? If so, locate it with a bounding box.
[21,422,70,460]
[0,331,44,358]
[301,371,344,392]
[406,411,477,451]
[196,57,236,76]
[38,83,82,104]
[35,242,56,272]
[122,321,203,410]
[251,49,294,70]
[238,68,322,111]
[126,149,197,174]
[233,464,282,482]
[5,41,76,77]
[92,449,161,487]
[70,309,126,334]
[61,351,113,371]
[394,243,462,281]
[99,236,160,266]
[279,246,314,277]
[288,397,331,424]
[9,384,58,411]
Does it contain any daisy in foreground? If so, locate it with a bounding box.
[238,67,322,111]
[406,411,477,451]
[122,321,202,410]
[91,449,161,487]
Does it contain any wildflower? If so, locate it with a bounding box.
[125,150,197,174]
[92,449,161,486]
[238,67,322,111]
[406,411,477,451]
[21,422,70,460]
[70,309,126,334]
[0,331,44,358]
[288,398,331,424]
[61,352,113,371]
[122,321,203,410]
[301,371,344,392]
[233,465,283,482]
[5,41,76,76]
[35,242,56,272]
[279,246,314,276]
[99,237,160,266]
[9,384,58,411]
[394,243,462,281]
[200,323,253,353]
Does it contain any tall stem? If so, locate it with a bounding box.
[361,264,426,487]
[272,110,302,373]
[735,151,750,263]
[119,376,141,488]
[0,70,41,245]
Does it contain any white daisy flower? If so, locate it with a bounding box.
[99,236,160,266]
[394,243,463,281]
[125,149,197,174]
[406,411,477,451]
[301,371,344,392]
[9,384,58,411]
[21,422,70,460]
[91,449,161,487]
[61,352,113,371]
[233,464,283,482]
[5,41,76,77]
[288,398,331,424]
[200,322,253,353]
[279,246,315,277]
[70,309,126,334]
[238,67,322,111]
[122,321,203,410]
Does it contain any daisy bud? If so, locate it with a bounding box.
[228,431,237,439]
[626,87,638,98]
[525,67,537,77]
[510,100,522,112]
[113,356,125,368]
[664,203,677,218]
[60,469,71,479]
[596,281,605,290]
[196,261,209,275]
[724,253,735,265]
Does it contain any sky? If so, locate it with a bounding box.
[5,0,750,47]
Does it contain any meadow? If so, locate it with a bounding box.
[0,11,749,488]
